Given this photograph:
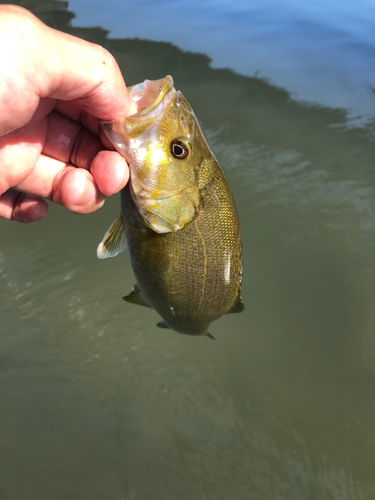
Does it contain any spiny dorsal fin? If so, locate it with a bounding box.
[157,320,170,329]
[97,215,127,259]
[225,292,244,315]
[123,284,153,309]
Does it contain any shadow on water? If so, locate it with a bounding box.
[1,1,375,499]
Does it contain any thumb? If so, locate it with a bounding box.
[0,5,137,135]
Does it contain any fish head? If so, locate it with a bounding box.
[100,76,207,233]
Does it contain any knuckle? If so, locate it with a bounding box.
[70,129,102,170]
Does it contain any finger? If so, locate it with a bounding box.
[53,100,102,137]
[43,110,102,169]
[13,155,104,213]
[58,168,105,213]
[9,148,124,213]
[24,7,138,119]
[53,99,83,122]
[90,150,129,196]
[0,189,49,223]
[0,6,137,136]
[47,38,138,118]
[34,156,105,214]
[0,115,47,192]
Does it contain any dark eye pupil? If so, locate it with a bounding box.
[170,139,189,159]
[173,145,184,156]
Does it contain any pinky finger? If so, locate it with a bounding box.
[0,189,49,223]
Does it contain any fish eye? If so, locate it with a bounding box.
[170,139,190,159]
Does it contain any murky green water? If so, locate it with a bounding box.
[1,1,375,499]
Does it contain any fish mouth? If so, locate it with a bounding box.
[128,75,174,118]
[100,75,175,149]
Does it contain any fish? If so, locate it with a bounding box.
[97,75,244,338]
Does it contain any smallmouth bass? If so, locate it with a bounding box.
[98,76,243,338]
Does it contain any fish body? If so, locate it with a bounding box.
[98,76,243,337]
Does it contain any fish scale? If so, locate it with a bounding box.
[98,76,244,337]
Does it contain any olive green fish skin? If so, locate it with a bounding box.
[99,76,244,336]
[121,148,243,336]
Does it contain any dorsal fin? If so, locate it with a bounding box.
[97,215,127,259]
[123,284,153,309]
[225,291,245,314]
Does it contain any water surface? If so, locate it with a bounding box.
[1,1,375,499]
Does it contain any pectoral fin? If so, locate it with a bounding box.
[123,284,153,309]
[225,292,244,314]
[97,215,127,259]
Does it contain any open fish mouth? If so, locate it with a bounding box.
[100,75,176,154]
[128,75,174,117]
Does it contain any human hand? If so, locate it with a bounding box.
[0,5,137,223]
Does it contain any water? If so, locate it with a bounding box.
[1,1,375,499]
